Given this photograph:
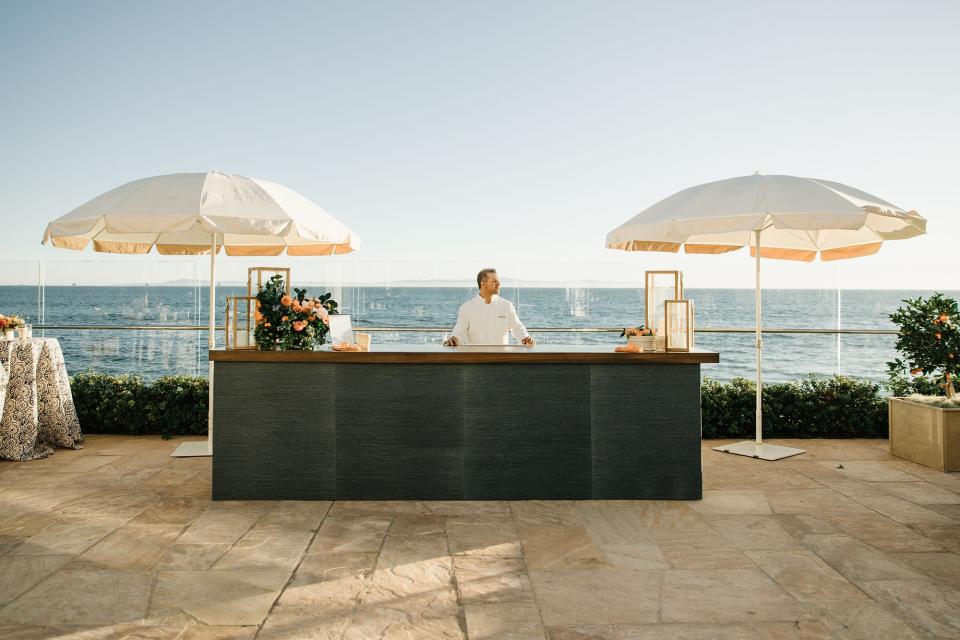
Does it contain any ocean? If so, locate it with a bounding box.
[1,285,955,384]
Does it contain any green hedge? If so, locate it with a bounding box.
[70,373,889,439]
[70,373,208,440]
[702,375,888,439]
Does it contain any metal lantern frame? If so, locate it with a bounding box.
[664,298,695,352]
[224,295,258,350]
[644,270,683,335]
[247,266,291,298]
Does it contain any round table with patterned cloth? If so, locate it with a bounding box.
[0,338,83,460]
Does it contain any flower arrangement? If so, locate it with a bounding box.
[620,326,655,338]
[253,275,339,350]
[887,293,959,398]
[0,314,25,332]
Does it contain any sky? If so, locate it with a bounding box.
[1,0,958,289]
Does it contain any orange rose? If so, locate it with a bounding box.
[293,320,306,332]
[936,333,942,340]
[911,368,922,375]
[280,295,292,307]
[254,311,263,323]
[282,315,289,322]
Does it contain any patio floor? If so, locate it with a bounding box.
[1,436,958,639]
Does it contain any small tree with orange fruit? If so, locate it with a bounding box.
[888,293,959,398]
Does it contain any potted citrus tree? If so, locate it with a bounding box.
[887,293,960,471]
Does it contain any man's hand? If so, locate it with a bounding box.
[521,336,535,347]
[444,336,460,347]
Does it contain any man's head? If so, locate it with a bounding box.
[477,268,500,296]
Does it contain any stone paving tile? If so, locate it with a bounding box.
[213,529,312,572]
[746,549,868,603]
[574,504,654,545]
[10,515,128,556]
[510,501,581,527]
[806,602,923,640]
[530,569,660,626]
[131,496,209,525]
[705,515,801,551]
[176,509,260,545]
[818,460,921,483]
[69,523,182,570]
[258,605,349,639]
[454,555,535,603]
[340,606,464,639]
[859,579,960,638]
[687,490,773,515]
[800,534,926,584]
[546,623,831,639]
[876,480,960,504]
[389,514,445,536]
[852,494,958,526]
[464,601,546,639]
[892,551,960,590]
[0,555,71,605]
[150,570,291,626]
[765,489,875,518]
[278,551,376,608]
[661,568,807,623]
[519,527,610,570]
[823,514,946,552]
[308,513,391,554]
[447,518,522,557]
[4,435,960,637]
[656,531,754,570]
[0,569,152,625]
[596,543,670,571]
[155,543,230,570]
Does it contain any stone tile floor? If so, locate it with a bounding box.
[0,435,958,639]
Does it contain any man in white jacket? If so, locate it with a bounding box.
[445,268,535,347]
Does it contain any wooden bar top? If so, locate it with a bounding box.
[209,345,720,364]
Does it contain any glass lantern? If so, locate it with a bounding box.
[664,299,695,352]
[247,266,291,298]
[225,295,257,350]
[645,270,683,336]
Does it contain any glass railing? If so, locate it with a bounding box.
[1,259,952,384]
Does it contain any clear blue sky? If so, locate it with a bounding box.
[1,0,957,288]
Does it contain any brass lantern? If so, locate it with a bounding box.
[225,295,257,350]
[664,299,695,352]
[247,266,291,298]
[645,270,683,336]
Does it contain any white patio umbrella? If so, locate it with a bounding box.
[43,171,362,457]
[607,173,926,460]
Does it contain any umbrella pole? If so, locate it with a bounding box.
[712,227,805,460]
[170,233,216,458]
[755,229,763,446]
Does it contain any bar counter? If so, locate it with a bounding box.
[210,345,719,501]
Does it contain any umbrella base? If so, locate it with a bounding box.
[171,440,211,458]
[713,441,805,461]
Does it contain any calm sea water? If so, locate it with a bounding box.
[2,285,956,383]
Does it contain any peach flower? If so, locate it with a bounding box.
[282,315,289,322]
[280,295,292,307]
[293,320,307,332]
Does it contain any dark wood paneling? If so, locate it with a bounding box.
[212,363,336,500]
[590,364,702,499]
[334,365,464,499]
[462,365,592,499]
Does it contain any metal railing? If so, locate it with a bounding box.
[32,324,898,335]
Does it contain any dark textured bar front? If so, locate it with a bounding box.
[209,345,719,501]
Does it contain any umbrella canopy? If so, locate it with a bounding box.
[42,171,361,256]
[43,171,362,459]
[606,173,925,260]
[606,173,926,461]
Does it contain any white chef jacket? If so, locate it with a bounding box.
[451,294,530,345]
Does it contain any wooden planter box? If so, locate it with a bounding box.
[889,397,960,472]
